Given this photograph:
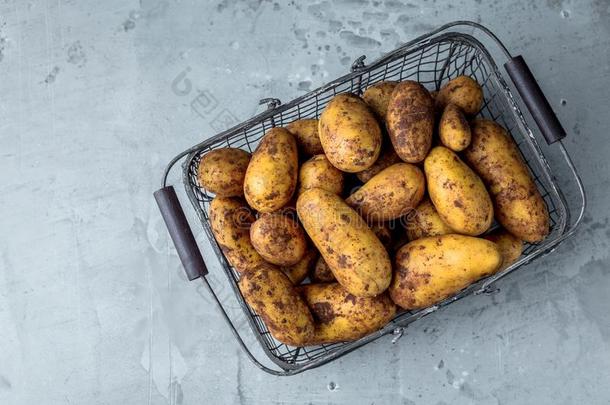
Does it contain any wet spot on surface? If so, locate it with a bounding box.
[66,41,86,67]
[339,30,380,48]
[44,66,60,84]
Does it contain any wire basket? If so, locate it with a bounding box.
[155,21,585,376]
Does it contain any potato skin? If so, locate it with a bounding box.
[405,198,454,241]
[298,283,396,344]
[386,81,434,163]
[389,234,502,309]
[362,81,397,121]
[484,229,523,270]
[439,103,471,152]
[298,154,344,195]
[286,119,323,156]
[355,145,402,183]
[318,93,382,172]
[244,127,298,212]
[311,257,336,283]
[346,163,425,222]
[297,188,392,297]
[197,148,251,197]
[465,119,549,242]
[424,146,493,236]
[250,212,307,266]
[239,263,314,346]
[281,247,318,285]
[436,75,483,116]
[209,197,265,273]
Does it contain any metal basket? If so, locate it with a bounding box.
[154,21,586,376]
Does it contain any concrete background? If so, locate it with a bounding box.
[1,0,609,404]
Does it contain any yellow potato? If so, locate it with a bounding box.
[362,81,397,121]
[389,234,502,309]
[286,119,324,156]
[297,188,392,297]
[298,154,344,195]
[386,81,434,163]
[370,222,393,249]
[436,75,483,116]
[239,263,314,346]
[281,247,318,285]
[318,93,382,172]
[250,212,307,266]
[310,256,336,283]
[465,119,549,242]
[209,197,265,273]
[355,145,402,183]
[405,198,454,241]
[298,283,396,344]
[439,103,471,151]
[346,163,425,222]
[244,127,298,213]
[197,148,250,197]
[424,146,493,236]
[484,229,523,270]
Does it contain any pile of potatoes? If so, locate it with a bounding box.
[199,75,549,347]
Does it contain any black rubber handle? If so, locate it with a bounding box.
[154,186,207,280]
[504,55,566,144]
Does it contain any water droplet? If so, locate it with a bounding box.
[560,9,570,18]
[560,99,567,106]
[327,381,338,391]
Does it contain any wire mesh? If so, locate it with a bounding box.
[181,33,567,371]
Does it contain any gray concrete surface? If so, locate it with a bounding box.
[1,0,609,404]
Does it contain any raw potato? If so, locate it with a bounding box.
[436,75,483,116]
[439,103,471,151]
[318,93,382,172]
[297,188,392,297]
[281,247,318,285]
[386,81,435,163]
[370,222,393,249]
[298,154,344,195]
[244,127,298,213]
[197,148,250,197]
[356,145,402,183]
[424,146,493,236]
[465,119,550,242]
[347,163,425,221]
[362,81,397,121]
[286,119,324,156]
[389,234,502,309]
[250,212,307,266]
[405,198,454,241]
[484,229,523,270]
[209,197,264,273]
[298,283,396,344]
[239,263,314,346]
[311,257,336,283]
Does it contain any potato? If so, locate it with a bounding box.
[239,263,314,346]
[386,81,434,163]
[347,163,425,222]
[250,212,307,266]
[298,154,344,195]
[244,127,298,213]
[370,222,393,249]
[484,229,523,270]
[209,197,265,273]
[197,148,250,197]
[465,119,549,242]
[298,283,396,344]
[297,188,392,297]
[362,81,397,121]
[281,247,318,285]
[436,75,483,116]
[405,198,454,241]
[389,234,502,309]
[286,119,323,156]
[439,103,471,151]
[355,145,402,183]
[318,93,382,172]
[311,257,336,283]
[424,146,493,236]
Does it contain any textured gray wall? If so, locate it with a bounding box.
[0,0,609,404]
